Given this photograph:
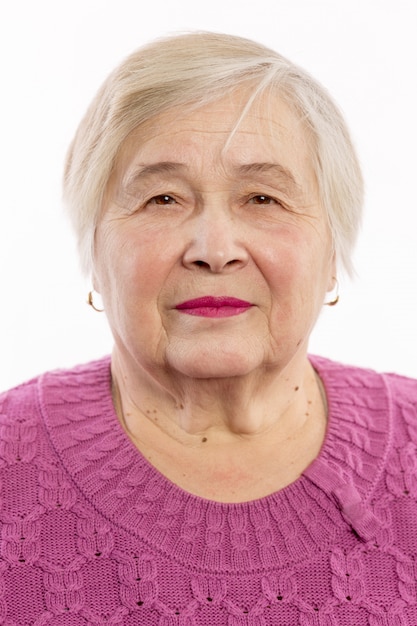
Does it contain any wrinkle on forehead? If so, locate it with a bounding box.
[108,89,317,207]
[122,160,303,200]
[118,86,310,161]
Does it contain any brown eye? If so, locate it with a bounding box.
[149,195,176,205]
[250,195,276,205]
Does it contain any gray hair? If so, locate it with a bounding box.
[63,31,363,276]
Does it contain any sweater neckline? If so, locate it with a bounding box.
[39,355,392,574]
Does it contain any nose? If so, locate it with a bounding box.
[182,208,249,273]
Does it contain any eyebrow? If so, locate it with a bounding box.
[236,162,300,192]
[125,162,186,187]
[124,160,301,193]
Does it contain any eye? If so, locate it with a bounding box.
[249,195,277,205]
[148,194,176,205]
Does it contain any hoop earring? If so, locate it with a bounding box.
[87,291,104,312]
[325,279,339,306]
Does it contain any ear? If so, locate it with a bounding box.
[91,269,101,295]
[326,252,337,292]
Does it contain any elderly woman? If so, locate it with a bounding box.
[1,32,416,625]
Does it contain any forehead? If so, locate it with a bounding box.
[115,90,315,182]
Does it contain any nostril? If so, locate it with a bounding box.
[192,258,241,271]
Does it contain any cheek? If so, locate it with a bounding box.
[96,225,177,310]
[258,228,332,304]
[257,230,313,279]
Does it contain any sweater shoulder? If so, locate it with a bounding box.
[312,354,417,397]
[381,370,417,443]
[382,369,417,401]
[0,356,111,424]
[312,354,417,447]
[0,375,42,423]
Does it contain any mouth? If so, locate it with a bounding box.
[175,296,253,318]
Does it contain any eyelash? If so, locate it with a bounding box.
[147,194,177,205]
[144,193,284,210]
[248,194,279,205]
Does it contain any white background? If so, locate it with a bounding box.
[0,0,416,390]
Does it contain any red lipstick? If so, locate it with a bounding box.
[176,296,252,318]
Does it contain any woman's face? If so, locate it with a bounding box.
[94,91,335,381]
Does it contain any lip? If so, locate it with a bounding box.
[175,296,252,318]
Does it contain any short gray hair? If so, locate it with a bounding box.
[63,31,363,276]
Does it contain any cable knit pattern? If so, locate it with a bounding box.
[1,355,417,624]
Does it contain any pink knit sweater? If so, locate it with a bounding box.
[1,355,417,625]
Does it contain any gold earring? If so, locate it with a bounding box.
[87,291,104,312]
[325,279,339,306]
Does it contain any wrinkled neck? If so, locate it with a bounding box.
[110,348,326,445]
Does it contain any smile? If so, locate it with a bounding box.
[175,296,253,318]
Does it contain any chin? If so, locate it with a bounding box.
[165,344,261,380]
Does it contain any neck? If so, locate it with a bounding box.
[111,348,324,446]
